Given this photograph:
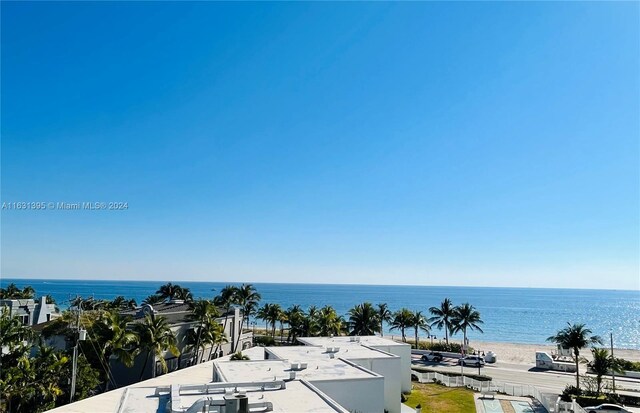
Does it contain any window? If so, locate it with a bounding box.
[19,315,29,325]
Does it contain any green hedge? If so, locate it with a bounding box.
[417,342,471,353]
[411,366,492,382]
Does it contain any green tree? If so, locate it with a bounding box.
[411,310,430,349]
[214,285,239,352]
[285,305,305,343]
[187,299,219,364]
[347,302,380,336]
[317,306,342,337]
[134,315,179,379]
[377,303,393,337]
[91,311,139,388]
[451,303,484,355]
[156,283,192,303]
[142,294,165,306]
[230,352,250,361]
[589,348,623,396]
[390,308,413,342]
[428,298,455,345]
[233,284,261,352]
[547,323,603,390]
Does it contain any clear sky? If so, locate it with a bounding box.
[1,2,638,290]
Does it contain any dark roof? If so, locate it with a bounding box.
[120,302,236,325]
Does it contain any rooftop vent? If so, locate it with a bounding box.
[325,347,340,353]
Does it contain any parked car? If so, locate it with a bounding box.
[584,404,631,413]
[421,352,443,362]
[458,355,485,367]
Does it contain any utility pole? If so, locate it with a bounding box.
[610,332,616,393]
[70,296,82,403]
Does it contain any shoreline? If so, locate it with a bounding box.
[464,340,640,365]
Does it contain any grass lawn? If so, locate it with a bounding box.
[404,382,476,413]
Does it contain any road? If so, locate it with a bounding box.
[411,355,640,412]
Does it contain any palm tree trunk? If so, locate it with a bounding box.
[139,351,150,381]
[574,348,580,389]
[215,311,230,357]
[151,354,156,378]
[234,314,246,352]
[445,321,449,344]
[415,328,419,349]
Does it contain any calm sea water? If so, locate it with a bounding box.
[2,278,638,349]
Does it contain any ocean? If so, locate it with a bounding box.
[2,278,638,350]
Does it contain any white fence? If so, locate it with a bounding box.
[411,370,588,413]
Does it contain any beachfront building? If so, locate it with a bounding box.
[0,296,60,326]
[45,336,410,413]
[212,336,410,413]
[298,335,412,393]
[44,348,350,413]
[110,300,253,386]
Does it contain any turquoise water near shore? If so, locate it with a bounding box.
[2,278,638,349]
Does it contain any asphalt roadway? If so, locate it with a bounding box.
[411,354,640,412]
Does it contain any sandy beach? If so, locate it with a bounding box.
[470,340,640,365]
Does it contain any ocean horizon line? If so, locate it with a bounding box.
[1,277,638,292]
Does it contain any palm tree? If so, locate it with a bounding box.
[156,282,191,302]
[0,307,34,352]
[256,304,271,333]
[347,303,380,336]
[32,345,69,408]
[134,315,179,379]
[411,310,430,349]
[285,305,305,343]
[451,303,484,355]
[547,323,603,389]
[390,308,413,342]
[317,306,342,337]
[142,294,165,306]
[230,352,250,361]
[187,299,219,364]
[233,284,261,352]
[203,321,228,360]
[267,304,283,337]
[428,298,455,345]
[0,283,35,299]
[214,285,239,352]
[377,303,392,337]
[91,311,139,387]
[590,348,623,396]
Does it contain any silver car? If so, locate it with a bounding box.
[458,355,485,367]
[584,404,631,413]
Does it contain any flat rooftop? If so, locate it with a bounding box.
[298,335,411,348]
[45,363,349,413]
[215,358,379,382]
[265,343,397,361]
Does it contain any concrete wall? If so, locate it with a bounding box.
[310,377,385,413]
[347,357,401,413]
[368,344,412,393]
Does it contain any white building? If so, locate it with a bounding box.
[298,335,412,393]
[45,336,411,413]
[214,356,385,413]
[0,296,59,325]
[45,350,350,413]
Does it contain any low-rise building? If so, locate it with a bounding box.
[44,348,349,413]
[0,296,59,325]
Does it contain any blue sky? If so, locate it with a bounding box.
[1,2,638,289]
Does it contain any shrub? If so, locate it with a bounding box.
[560,385,581,402]
[616,358,640,372]
[254,335,276,346]
[417,342,470,353]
